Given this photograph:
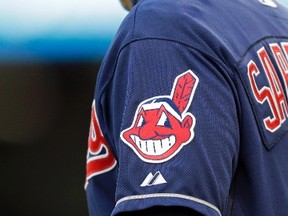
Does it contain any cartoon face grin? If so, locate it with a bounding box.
[120,70,198,163]
[130,134,176,156]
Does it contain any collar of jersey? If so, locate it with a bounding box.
[132,0,141,7]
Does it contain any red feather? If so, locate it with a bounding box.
[171,71,197,114]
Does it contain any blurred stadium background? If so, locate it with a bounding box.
[0,0,287,215]
[0,0,127,215]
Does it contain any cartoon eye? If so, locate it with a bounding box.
[157,112,171,128]
[137,115,146,127]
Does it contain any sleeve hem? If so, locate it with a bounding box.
[112,193,222,216]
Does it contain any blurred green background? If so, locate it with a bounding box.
[0,0,287,215]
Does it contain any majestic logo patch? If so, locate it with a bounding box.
[120,70,199,163]
[140,171,167,187]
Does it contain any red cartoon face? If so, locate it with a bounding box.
[121,102,194,163]
[120,70,199,163]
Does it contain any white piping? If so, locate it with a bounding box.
[116,193,221,216]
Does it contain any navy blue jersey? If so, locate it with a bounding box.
[85,0,288,215]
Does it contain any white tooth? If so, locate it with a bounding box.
[163,142,169,152]
[152,141,159,155]
[162,137,169,147]
[152,140,159,155]
[139,139,144,149]
[154,140,162,154]
[135,136,140,148]
[143,141,147,153]
[168,137,173,146]
[146,140,153,154]
[170,136,175,145]
[139,140,145,149]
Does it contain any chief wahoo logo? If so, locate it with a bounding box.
[120,70,199,163]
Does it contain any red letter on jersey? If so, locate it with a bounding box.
[247,60,281,132]
[85,100,117,188]
[258,47,288,130]
[270,43,288,100]
[282,42,288,58]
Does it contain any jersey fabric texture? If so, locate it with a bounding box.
[86,0,288,215]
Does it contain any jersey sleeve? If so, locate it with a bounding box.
[96,38,240,216]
